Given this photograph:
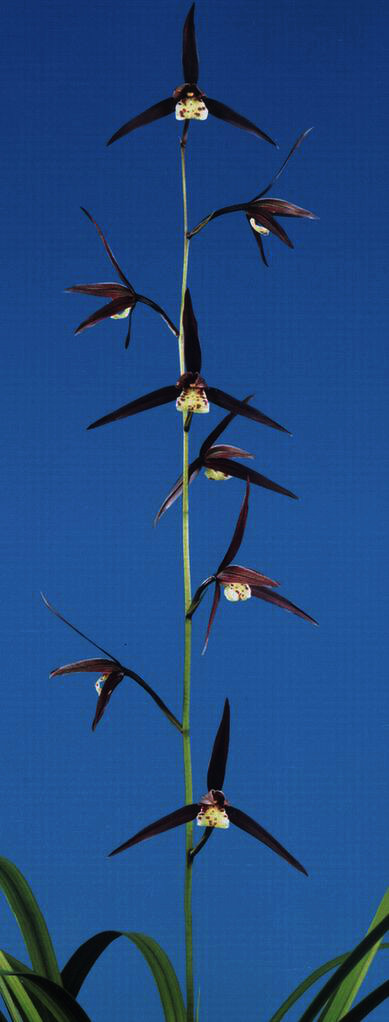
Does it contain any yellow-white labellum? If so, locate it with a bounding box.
[111,308,131,320]
[204,468,231,481]
[176,388,210,414]
[95,674,109,695]
[249,217,270,236]
[224,583,252,602]
[175,97,209,121]
[197,806,230,829]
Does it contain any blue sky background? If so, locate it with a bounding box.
[0,0,388,1018]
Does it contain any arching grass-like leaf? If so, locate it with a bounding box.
[0,858,62,984]
[61,930,186,1022]
[319,889,389,1022]
[339,981,389,1022]
[268,945,389,1022]
[0,962,93,1022]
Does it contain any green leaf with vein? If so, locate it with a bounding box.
[0,952,42,1022]
[295,914,389,1022]
[0,858,62,983]
[268,944,389,1022]
[0,970,93,1022]
[62,929,186,1022]
[319,889,389,1022]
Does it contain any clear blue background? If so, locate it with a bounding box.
[0,0,388,1018]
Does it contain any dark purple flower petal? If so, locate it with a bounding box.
[50,658,115,678]
[227,805,308,875]
[188,203,248,239]
[206,387,290,434]
[201,581,221,655]
[206,445,253,461]
[252,127,314,200]
[125,668,182,732]
[80,208,133,288]
[65,283,129,299]
[92,671,125,731]
[211,456,297,499]
[107,97,176,146]
[109,804,200,855]
[217,479,250,573]
[136,295,179,337]
[218,564,279,588]
[204,97,277,146]
[74,296,134,335]
[87,386,178,430]
[182,3,199,83]
[247,215,269,265]
[199,397,254,456]
[154,459,201,525]
[41,594,118,662]
[124,307,133,349]
[250,586,318,624]
[207,698,230,791]
[186,577,216,619]
[183,289,202,374]
[258,199,317,219]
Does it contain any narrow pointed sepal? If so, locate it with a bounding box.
[227,805,308,875]
[207,699,230,791]
[217,478,250,573]
[92,671,125,730]
[182,3,199,83]
[206,387,290,434]
[218,565,279,589]
[74,295,134,334]
[154,460,201,524]
[199,396,254,457]
[204,97,277,146]
[183,289,202,373]
[253,127,314,201]
[109,804,200,855]
[87,385,177,430]
[50,658,116,678]
[251,586,318,624]
[201,581,221,654]
[107,97,176,145]
[211,458,297,499]
[136,295,179,337]
[186,577,216,618]
[80,208,132,287]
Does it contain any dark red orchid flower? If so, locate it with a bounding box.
[188,129,317,266]
[109,699,307,876]
[107,4,276,148]
[187,479,317,653]
[42,595,181,733]
[66,208,178,349]
[155,400,297,524]
[87,289,289,434]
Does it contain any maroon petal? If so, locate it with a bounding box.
[247,216,269,266]
[50,658,115,678]
[259,199,317,220]
[188,203,248,239]
[251,586,318,624]
[218,564,279,588]
[136,295,179,337]
[182,3,199,84]
[207,698,230,790]
[227,806,308,875]
[92,671,124,730]
[204,97,277,146]
[109,804,200,855]
[253,127,314,201]
[87,386,177,430]
[74,295,134,335]
[206,387,290,434]
[107,97,176,146]
[65,283,128,299]
[125,668,182,732]
[41,594,117,662]
[212,457,297,499]
[206,445,253,461]
[217,478,249,573]
[154,459,201,525]
[124,307,134,350]
[183,289,202,374]
[186,577,216,618]
[80,208,132,288]
[201,581,221,655]
[199,396,254,457]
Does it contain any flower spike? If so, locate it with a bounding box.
[188,129,317,266]
[66,208,178,348]
[87,290,289,434]
[107,4,276,147]
[42,595,181,732]
[186,480,317,652]
[109,699,308,877]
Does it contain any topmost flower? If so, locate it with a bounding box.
[107,4,277,148]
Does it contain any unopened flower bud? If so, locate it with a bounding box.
[223,583,251,602]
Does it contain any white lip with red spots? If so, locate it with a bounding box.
[176,387,210,413]
[175,95,209,120]
[197,805,230,829]
[95,673,109,695]
[224,582,252,602]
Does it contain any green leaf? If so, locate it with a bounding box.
[296,913,389,1022]
[319,889,389,1021]
[62,929,186,1022]
[268,945,389,1022]
[0,858,62,984]
[0,953,42,1022]
[340,980,389,1022]
[0,969,93,1022]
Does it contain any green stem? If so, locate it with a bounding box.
[179,126,194,1022]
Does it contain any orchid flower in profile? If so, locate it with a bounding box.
[66,208,178,349]
[87,289,289,434]
[107,4,276,148]
[187,479,317,653]
[155,400,297,524]
[109,699,307,876]
[188,129,317,266]
[42,595,181,733]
